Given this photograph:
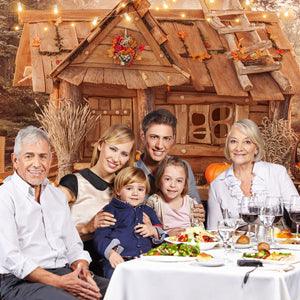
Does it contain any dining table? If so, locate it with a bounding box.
[103,247,300,300]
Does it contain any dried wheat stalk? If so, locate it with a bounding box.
[35,99,99,181]
[260,117,298,171]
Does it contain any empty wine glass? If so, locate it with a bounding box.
[218,219,236,263]
[259,197,277,243]
[288,195,300,239]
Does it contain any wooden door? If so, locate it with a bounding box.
[82,97,133,159]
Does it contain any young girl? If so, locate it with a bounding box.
[93,166,164,279]
[146,156,200,236]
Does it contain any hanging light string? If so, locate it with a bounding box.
[14,0,295,32]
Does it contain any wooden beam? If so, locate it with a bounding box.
[170,144,224,157]
[81,83,137,98]
[217,23,265,34]
[237,63,281,75]
[70,62,181,73]
[167,92,250,105]
[18,9,279,24]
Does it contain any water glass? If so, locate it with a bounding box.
[218,219,235,263]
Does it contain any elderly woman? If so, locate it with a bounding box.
[207,119,299,230]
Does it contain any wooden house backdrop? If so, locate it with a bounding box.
[13,0,300,185]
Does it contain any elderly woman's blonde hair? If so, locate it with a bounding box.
[224,119,265,162]
[113,166,150,196]
[90,124,136,167]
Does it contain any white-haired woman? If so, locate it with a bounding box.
[207,119,299,230]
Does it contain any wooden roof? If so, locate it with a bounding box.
[14,2,300,100]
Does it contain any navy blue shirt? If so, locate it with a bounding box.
[94,198,162,258]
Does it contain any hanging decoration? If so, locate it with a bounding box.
[108,33,145,66]
[266,30,287,61]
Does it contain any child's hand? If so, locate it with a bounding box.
[134,223,158,238]
[108,250,124,268]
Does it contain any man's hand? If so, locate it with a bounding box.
[134,223,158,239]
[142,212,152,225]
[59,264,101,300]
[108,250,124,269]
[192,203,205,223]
[71,260,97,287]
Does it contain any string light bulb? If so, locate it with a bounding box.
[263,14,267,19]
[155,6,160,11]
[17,2,23,12]
[162,1,169,9]
[284,10,289,18]
[209,0,215,3]
[14,25,20,31]
[245,0,251,5]
[44,27,48,31]
[92,17,98,27]
[181,13,186,18]
[235,18,240,23]
[53,4,58,15]
[124,13,132,22]
[71,22,75,27]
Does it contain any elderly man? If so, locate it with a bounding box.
[0,126,108,300]
[136,109,205,224]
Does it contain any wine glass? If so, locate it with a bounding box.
[288,195,300,239]
[218,219,235,263]
[259,197,277,243]
[239,196,260,238]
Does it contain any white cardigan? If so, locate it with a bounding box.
[207,161,299,230]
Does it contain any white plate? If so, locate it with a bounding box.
[140,255,196,262]
[274,243,300,251]
[242,253,298,265]
[234,243,252,249]
[164,237,219,250]
[193,258,225,267]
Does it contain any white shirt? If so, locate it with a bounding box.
[0,173,91,279]
[207,161,299,230]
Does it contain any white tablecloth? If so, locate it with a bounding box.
[104,249,300,300]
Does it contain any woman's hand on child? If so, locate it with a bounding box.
[192,204,205,223]
[134,223,158,238]
[108,250,124,268]
[93,211,116,229]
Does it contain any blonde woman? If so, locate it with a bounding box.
[59,124,135,273]
[207,119,299,230]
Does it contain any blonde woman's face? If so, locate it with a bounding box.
[98,141,134,175]
[227,127,258,167]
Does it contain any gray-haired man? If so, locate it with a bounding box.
[0,126,108,300]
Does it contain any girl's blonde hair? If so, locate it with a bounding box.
[90,124,136,167]
[113,166,150,196]
[224,119,265,162]
[155,156,189,196]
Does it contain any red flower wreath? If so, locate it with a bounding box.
[108,34,145,66]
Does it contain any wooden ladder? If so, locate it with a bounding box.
[199,0,292,92]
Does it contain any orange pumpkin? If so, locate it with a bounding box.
[205,162,231,184]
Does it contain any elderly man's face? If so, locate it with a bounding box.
[12,139,51,186]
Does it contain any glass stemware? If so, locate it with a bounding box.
[218,219,235,263]
[259,196,278,243]
[239,196,260,237]
[288,195,300,239]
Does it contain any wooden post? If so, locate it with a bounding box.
[58,80,83,105]
[133,89,154,149]
[0,136,5,173]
